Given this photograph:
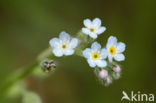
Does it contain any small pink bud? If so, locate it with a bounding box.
[99,70,108,79]
[105,77,112,86]
[113,65,121,73]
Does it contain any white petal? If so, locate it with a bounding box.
[108,55,113,62]
[101,48,108,59]
[91,42,101,51]
[53,49,63,57]
[64,49,74,55]
[93,18,101,27]
[82,28,90,35]
[114,54,125,61]
[83,48,91,59]
[96,60,107,67]
[88,33,98,39]
[116,42,126,53]
[97,26,106,34]
[70,38,78,48]
[107,36,117,44]
[87,59,96,68]
[106,36,117,49]
[59,31,70,41]
[49,38,60,48]
[83,19,92,28]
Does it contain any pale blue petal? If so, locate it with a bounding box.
[108,56,113,62]
[116,42,126,53]
[53,49,63,57]
[107,36,117,44]
[82,28,90,35]
[87,59,96,68]
[70,38,78,48]
[88,33,97,39]
[93,18,101,27]
[114,54,125,61]
[101,48,108,59]
[96,60,107,67]
[97,26,106,34]
[83,48,91,59]
[64,49,74,55]
[83,19,92,28]
[49,38,60,48]
[59,31,70,41]
[91,42,101,51]
[106,36,117,49]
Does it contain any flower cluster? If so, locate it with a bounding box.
[49,18,126,86]
[83,36,125,86]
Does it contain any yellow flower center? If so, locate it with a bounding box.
[91,52,100,60]
[89,28,95,32]
[109,46,116,55]
[62,44,66,49]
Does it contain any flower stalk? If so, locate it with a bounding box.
[0,17,126,102]
[0,31,95,100]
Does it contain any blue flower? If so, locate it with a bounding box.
[82,18,106,39]
[83,42,107,68]
[49,32,78,57]
[106,36,126,62]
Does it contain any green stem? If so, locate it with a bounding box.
[0,62,38,99]
[0,48,52,99]
[0,32,95,100]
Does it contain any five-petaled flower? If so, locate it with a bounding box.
[49,32,78,57]
[106,36,126,62]
[82,18,106,39]
[83,42,107,68]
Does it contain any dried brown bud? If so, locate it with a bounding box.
[41,59,56,72]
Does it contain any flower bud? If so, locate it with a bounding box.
[99,70,108,79]
[113,65,121,73]
[105,77,112,86]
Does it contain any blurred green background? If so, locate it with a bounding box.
[0,0,156,103]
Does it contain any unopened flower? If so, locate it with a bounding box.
[106,36,126,62]
[82,18,106,39]
[49,32,78,57]
[105,77,112,86]
[83,42,107,68]
[113,65,121,73]
[112,65,121,79]
[99,70,108,79]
